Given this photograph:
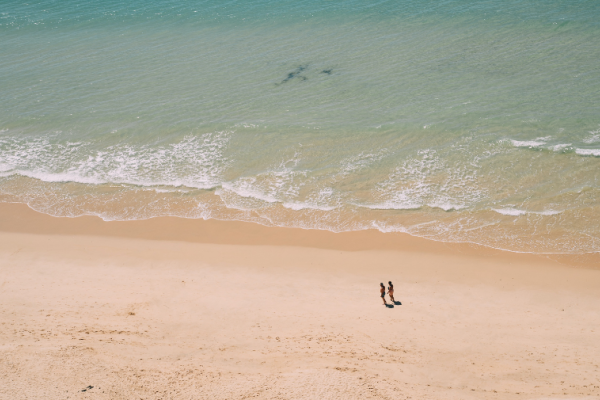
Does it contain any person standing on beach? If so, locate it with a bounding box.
[388,281,395,303]
[380,283,387,305]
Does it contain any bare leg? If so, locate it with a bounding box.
[382,296,387,305]
[390,294,395,303]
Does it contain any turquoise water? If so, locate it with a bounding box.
[1,0,600,253]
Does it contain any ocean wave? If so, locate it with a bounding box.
[510,139,600,156]
[0,130,597,255]
[214,189,339,213]
[215,151,310,209]
[492,208,562,216]
[583,128,600,144]
[0,164,15,173]
[5,170,106,185]
[0,132,230,190]
[358,201,464,211]
[369,220,409,234]
[282,202,336,211]
[549,143,572,152]
[359,201,422,211]
[510,139,547,148]
[575,148,600,157]
[428,202,466,211]
[0,168,223,191]
[369,149,482,213]
[218,183,279,204]
[339,150,389,176]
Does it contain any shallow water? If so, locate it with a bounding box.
[1,0,599,253]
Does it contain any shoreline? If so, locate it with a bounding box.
[0,202,598,269]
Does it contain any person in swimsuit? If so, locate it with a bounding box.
[380,283,387,305]
[388,281,395,303]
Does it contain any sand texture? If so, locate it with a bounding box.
[1,204,599,399]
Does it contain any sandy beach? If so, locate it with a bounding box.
[0,203,599,399]
[4,1,600,398]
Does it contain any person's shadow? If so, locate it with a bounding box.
[385,304,394,308]
[393,301,402,305]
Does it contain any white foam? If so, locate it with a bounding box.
[510,139,546,148]
[367,149,482,214]
[583,128,600,144]
[282,202,336,211]
[339,150,388,176]
[219,181,279,203]
[494,208,526,216]
[15,170,105,185]
[3,168,221,190]
[550,143,571,152]
[538,210,562,215]
[575,148,600,157]
[216,151,309,210]
[282,187,339,211]
[428,202,466,211]
[369,220,409,234]
[0,132,230,190]
[359,200,466,211]
[360,201,422,210]
[0,163,14,173]
[492,208,562,216]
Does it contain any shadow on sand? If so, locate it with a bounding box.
[393,301,402,306]
[385,304,394,308]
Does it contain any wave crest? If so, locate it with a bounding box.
[492,208,562,216]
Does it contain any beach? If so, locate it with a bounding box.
[1,203,599,399]
[3,1,600,398]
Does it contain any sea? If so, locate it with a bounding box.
[1,0,599,254]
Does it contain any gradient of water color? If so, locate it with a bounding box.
[1,0,600,254]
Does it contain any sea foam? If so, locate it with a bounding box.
[0,133,230,190]
[510,139,548,148]
[282,202,336,211]
[550,143,571,152]
[575,148,600,157]
[492,208,562,216]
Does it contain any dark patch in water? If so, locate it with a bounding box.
[277,65,308,85]
[321,69,333,75]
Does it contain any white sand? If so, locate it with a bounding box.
[0,205,599,399]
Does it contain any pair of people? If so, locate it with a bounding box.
[380,281,395,305]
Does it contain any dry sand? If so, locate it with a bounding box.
[0,203,599,399]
